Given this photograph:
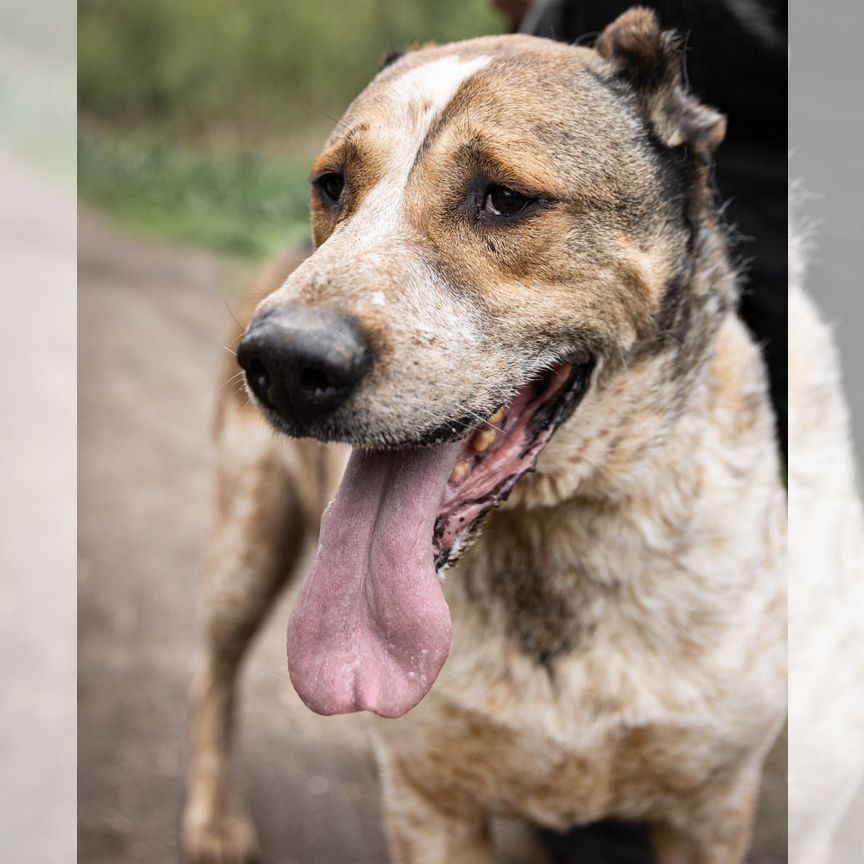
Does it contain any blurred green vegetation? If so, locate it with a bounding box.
[78,130,314,257]
[78,0,505,257]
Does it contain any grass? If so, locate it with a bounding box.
[78,0,503,142]
[78,127,315,258]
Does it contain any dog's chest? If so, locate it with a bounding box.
[375,679,752,830]
[377,601,782,828]
[383,493,785,827]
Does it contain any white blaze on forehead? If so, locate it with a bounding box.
[384,54,491,178]
[351,54,490,239]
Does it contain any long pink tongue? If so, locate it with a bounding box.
[287,442,461,718]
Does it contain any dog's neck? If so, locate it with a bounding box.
[458,283,779,666]
[518,216,750,505]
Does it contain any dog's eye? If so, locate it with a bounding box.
[314,172,345,205]
[483,185,535,217]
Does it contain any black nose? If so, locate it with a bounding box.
[237,306,372,429]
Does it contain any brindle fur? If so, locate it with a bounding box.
[184,10,785,863]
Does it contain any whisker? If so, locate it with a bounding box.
[445,416,476,432]
[220,371,246,390]
[223,297,244,332]
[313,108,352,134]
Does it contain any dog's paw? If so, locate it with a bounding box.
[183,809,261,864]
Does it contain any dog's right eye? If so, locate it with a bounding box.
[314,172,345,205]
[483,185,535,217]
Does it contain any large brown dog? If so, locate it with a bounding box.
[184,9,786,863]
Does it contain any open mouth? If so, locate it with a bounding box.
[434,360,594,571]
[286,357,594,719]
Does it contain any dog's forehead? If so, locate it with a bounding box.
[368,51,492,167]
[326,51,492,170]
[323,36,603,165]
[379,52,491,119]
[368,35,597,104]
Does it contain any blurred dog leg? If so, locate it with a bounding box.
[788,273,864,864]
[183,405,311,864]
[650,766,762,864]
[377,758,493,864]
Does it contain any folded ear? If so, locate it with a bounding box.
[380,49,408,70]
[378,42,436,72]
[597,7,726,160]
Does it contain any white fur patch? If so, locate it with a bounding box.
[350,55,490,242]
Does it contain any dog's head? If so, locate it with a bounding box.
[239,9,731,718]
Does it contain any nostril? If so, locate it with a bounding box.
[244,358,273,408]
[299,365,335,397]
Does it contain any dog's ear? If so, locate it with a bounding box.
[378,47,411,72]
[380,48,407,70]
[597,7,726,160]
[378,42,436,72]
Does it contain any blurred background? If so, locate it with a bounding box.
[0,0,75,862]
[790,0,864,468]
[790,0,864,858]
[75,3,795,863]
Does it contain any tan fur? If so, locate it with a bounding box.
[184,12,785,863]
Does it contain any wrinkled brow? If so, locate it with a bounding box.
[312,127,363,176]
[445,138,556,197]
[312,126,386,188]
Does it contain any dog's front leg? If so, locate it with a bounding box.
[379,762,492,864]
[651,768,761,864]
[184,418,308,864]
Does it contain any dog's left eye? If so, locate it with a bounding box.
[314,171,345,205]
[483,185,535,217]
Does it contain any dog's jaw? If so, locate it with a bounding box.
[285,357,595,718]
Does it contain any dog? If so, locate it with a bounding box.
[183,9,787,863]
[788,243,864,864]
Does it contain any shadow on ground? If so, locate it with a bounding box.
[78,212,789,864]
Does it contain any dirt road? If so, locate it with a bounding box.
[78,212,788,863]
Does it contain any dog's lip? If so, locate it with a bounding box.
[432,356,595,570]
[254,355,594,452]
[369,353,595,451]
[251,398,478,450]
